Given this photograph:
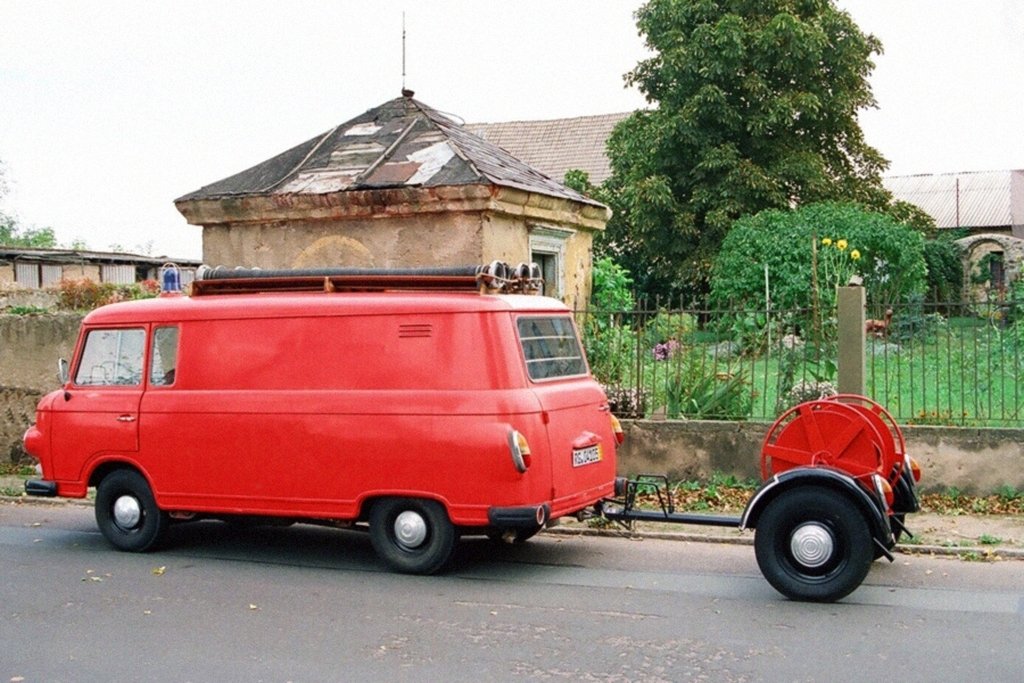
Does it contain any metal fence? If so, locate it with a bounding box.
[576,296,1024,428]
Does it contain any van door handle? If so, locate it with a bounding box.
[117,414,136,423]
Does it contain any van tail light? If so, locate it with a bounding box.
[609,414,625,445]
[872,473,894,509]
[908,456,922,483]
[507,430,532,473]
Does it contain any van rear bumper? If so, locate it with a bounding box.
[25,479,58,497]
[488,503,549,529]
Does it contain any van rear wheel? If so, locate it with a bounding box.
[369,498,457,575]
[95,470,168,552]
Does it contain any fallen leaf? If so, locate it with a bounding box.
[152,566,166,576]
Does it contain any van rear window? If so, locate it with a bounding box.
[517,316,587,380]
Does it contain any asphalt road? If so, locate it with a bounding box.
[2,502,1022,682]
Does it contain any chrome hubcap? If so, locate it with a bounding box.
[790,522,834,568]
[393,511,428,550]
[113,495,142,530]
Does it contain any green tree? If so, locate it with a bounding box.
[601,0,890,300]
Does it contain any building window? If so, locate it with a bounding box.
[989,251,1005,290]
[528,225,574,300]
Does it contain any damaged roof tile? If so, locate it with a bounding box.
[176,96,603,209]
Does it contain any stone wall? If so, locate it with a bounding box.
[0,313,81,462]
[618,419,1024,495]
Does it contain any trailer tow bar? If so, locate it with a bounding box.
[595,475,742,531]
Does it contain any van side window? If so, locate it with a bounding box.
[517,316,587,380]
[74,329,146,386]
[149,326,179,386]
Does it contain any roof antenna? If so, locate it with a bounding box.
[401,12,414,99]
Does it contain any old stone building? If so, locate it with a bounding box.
[174,95,610,309]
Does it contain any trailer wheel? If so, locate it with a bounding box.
[754,487,873,602]
[95,470,168,552]
[369,498,457,575]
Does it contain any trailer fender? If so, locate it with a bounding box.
[741,468,893,557]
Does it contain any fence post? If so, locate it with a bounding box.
[837,285,866,395]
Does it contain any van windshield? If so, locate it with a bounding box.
[74,328,146,386]
[517,316,587,381]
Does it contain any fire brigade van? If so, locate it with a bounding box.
[23,263,621,575]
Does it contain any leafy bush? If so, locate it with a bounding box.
[56,278,159,311]
[4,305,49,315]
[590,257,635,312]
[583,258,638,387]
[922,238,963,304]
[662,349,751,420]
[643,309,696,348]
[710,202,928,312]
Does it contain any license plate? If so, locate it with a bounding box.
[572,444,602,467]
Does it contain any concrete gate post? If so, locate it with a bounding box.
[837,285,866,395]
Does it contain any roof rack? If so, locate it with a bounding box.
[189,261,544,296]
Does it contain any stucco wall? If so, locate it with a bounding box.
[618,419,1024,495]
[202,213,487,270]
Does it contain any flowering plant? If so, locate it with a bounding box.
[816,235,862,292]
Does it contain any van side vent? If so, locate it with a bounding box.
[399,324,433,338]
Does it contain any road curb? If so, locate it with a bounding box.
[5,494,1023,560]
[543,524,1024,559]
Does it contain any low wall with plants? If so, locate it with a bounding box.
[618,419,1024,495]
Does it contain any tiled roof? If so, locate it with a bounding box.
[884,170,1024,229]
[466,113,629,185]
[176,96,603,208]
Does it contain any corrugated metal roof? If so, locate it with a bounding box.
[176,96,604,208]
[466,112,629,185]
[883,171,1016,229]
[0,246,199,266]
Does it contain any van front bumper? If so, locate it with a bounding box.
[25,479,58,497]
[488,503,549,528]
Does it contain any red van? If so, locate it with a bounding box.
[23,264,621,574]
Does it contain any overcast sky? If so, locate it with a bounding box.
[2,0,1023,260]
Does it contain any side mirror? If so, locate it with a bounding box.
[57,358,69,385]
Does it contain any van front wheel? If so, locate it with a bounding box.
[95,470,168,552]
[369,498,457,575]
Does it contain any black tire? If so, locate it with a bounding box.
[754,487,873,602]
[95,470,168,552]
[369,498,457,575]
[486,526,542,545]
